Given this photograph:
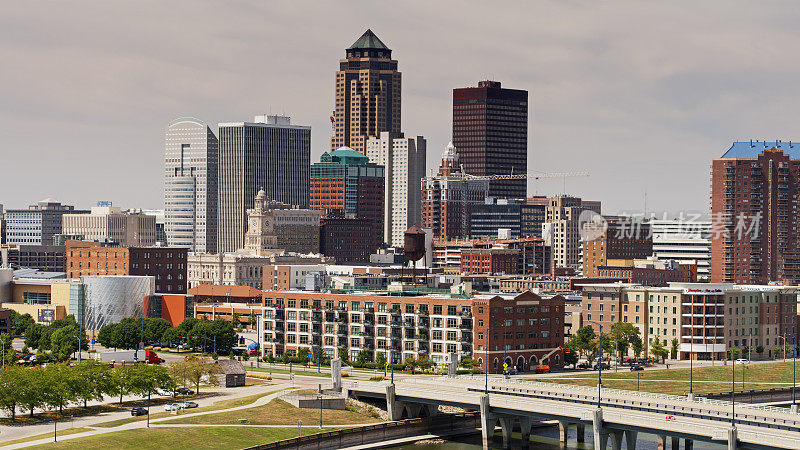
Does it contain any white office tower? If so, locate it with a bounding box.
[164,118,219,253]
[366,132,426,247]
[650,218,711,279]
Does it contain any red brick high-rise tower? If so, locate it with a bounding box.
[710,141,800,284]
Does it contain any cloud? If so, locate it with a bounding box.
[2,0,800,217]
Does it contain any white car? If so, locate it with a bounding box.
[181,401,198,408]
[164,403,183,411]
[734,358,749,364]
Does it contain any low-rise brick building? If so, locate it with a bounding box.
[66,242,187,293]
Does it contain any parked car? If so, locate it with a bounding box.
[630,364,645,371]
[577,361,591,369]
[181,401,199,409]
[175,387,195,395]
[735,359,749,365]
[593,362,610,370]
[504,367,518,375]
[164,403,183,411]
[130,407,147,416]
[534,365,550,374]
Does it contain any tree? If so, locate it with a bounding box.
[125,364,175,398]
[18,366,45,417]
[375,352,386,368]
[49,324,88,361]
[649,339,668,363]
[97,323,119,349]
[169,356,219,394]
[356,349,372,366]
[71,360,113,408]
[248,314,257,329]
[144,318,172,345]
[161,327,185,347]
[562,344,579,367]
[670,338,680,360]
[42,363,77,413]
[0,332,16,367]
[9,311,34,336]
[0,366,25,420]
[630,334,643,357]
[187,318,236,354]
[297,347,311,363]
[756,345,765,359]
[609,322,640,358]
[24,323,49,350]
[573,326,598,359]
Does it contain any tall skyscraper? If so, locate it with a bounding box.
[711,141,800,284]
[217,115,311,252]
[421,142,489,239]
[5,199,88,246]
[164,118,218,253]
[366,132,426,247]
[452,81,528,199]
[310,147,384,251]
[331,29,401,154]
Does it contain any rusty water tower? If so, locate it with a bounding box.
[403,226,426,262]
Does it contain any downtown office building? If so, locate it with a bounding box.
[217,115,311,252]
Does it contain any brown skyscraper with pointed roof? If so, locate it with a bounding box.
[331,29,401,154]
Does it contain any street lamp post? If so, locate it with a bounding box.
[731,347,736,427]
[147,391,151,428]
[587,320,603,409]
[637,371,642,391]
[793,343,797,412]
[482,323,507,395]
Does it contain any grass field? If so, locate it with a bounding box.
[539,361,800,395]
[93,387,287,428]
[29,426,334,449]
[162,398,380,426]
[2,428,94,447]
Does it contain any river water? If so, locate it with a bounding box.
[386,424,726,449]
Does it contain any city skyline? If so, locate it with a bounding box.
[3,2,800,215]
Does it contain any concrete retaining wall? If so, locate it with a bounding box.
[243,413,480,450]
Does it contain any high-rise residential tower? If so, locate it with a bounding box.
[331,29,401,154]
[164,118,218,253]
[366,132,426,247]
[452,81,528,199]
[217,115,311,252]
[711,141,800,284]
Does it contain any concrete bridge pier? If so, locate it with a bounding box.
[592,408,609,450]
[576,424,585,443]
[727,427,737,450]
[558,420,569,444]
[386,384,403,421]
[624,430,638,450]
[672,437,680,449]
[685,439,693,450]
[498,416,513,449]
[656,434,667,450]
[518,416,533,449]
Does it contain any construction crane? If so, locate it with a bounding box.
[459,164,589,192]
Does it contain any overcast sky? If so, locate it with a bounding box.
[2,1,799,217]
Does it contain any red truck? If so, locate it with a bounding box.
[98,350,165,364]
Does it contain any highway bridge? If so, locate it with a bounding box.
[343,376,800,449]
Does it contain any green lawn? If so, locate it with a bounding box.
[2,428,93,447]
[540,361,800,395]
[162,398,380,426]
[93,387,287,428]
[30,426,333,449]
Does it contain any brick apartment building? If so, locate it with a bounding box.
[433,237,551,276]
[193,288,565,373]
[320,218,374,263]
[582,219,652,277]
[711,141,800,284]
[596,259,697,286]
[66,242,187,293]
[460,248,518,275]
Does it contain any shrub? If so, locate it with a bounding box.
[369,375,386,381]
[341,371,350,377]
